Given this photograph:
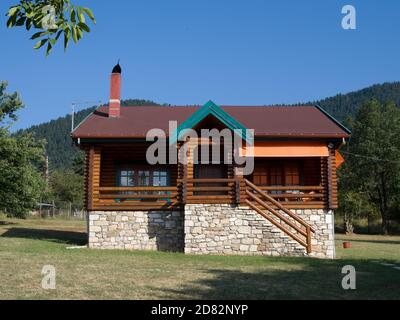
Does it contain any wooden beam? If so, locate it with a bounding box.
[327,148,338,209]
[246,190,307,237]
[245,179,315,233]
[245,200,308,248]
[87,147,94,211]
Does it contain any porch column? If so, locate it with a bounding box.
[86,146,101,211]
[178,138,196,204]
[232,143,246,205]
[186,138,197,203]
[327,148,338,209]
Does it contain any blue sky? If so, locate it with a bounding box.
[1,0,400,130]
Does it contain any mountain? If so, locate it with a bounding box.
[16,99,159,170]
[306,82,400,121]
[18,82,400,170]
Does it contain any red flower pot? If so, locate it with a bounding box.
[343,241,351,249]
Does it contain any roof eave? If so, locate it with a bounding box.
[314,104,352,135]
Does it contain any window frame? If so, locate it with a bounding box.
[116,164,171,187]
[252,159,304,187]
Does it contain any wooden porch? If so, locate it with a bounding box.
[84,143,337,212]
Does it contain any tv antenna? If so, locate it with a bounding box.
[71,100,102,132]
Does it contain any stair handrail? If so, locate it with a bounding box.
[244,179,315,233]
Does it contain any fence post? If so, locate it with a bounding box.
[306,225,312,254]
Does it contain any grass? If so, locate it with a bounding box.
[0,215,399,300]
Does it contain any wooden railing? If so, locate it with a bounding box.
[244,179,315,253]
[95,181,325,211]
[97,186,180,210]
[256,185,326,209]
[178,178,242,204]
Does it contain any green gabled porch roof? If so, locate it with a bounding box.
[169,100,253,145]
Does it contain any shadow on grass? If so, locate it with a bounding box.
[151,259,400,300]
[0,221,17,226]
[1,228,87,246]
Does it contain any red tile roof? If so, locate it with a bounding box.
[71,105,350,139]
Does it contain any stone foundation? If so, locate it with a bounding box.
[184,204,335,258]
[88,211,184,251]
[88,205,335,259]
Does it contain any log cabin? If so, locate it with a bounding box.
[71,64,350,258]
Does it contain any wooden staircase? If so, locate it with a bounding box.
[244,179,315,254]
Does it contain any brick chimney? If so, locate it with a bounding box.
[109,63,122,118]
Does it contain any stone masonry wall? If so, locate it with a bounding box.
[184,204,335,259]
[88,205,335,258]
[88,211,184,252]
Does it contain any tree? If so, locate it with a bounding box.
[72,150,84,175]
[6,0,95,56]
[337,188,376,234]
[341,100,400,234]
[0,81,24,124]
[0,131,46,218]
[0,81,46,218]
[49,169,83,209]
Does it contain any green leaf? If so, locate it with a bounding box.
[6,3,96,55]
[33,13,45,27]
[78,22,90,33]
[82,7,95,23]
[70,8,76,23]
[33,39,48,50]
[15,17,26,26]
[7,6,20,17]
[77,7,85,24]
[71,26,78,43]
[46,42,53,56]
[30,31,49,40]
[22,2,30,11]
[25,19,32,31]
[64,30,70,51]
[55,30,63,41]
[6,15,17,28]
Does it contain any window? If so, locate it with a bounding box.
[119,170,135,186]
[153,171,168,187]
[252,160,302,186]
[138,170,150,186]
[252,166,268,185]
[269,165,283,186]
[285,162,300,186]
[117,167,169,187]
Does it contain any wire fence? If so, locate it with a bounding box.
[31,202,87,220]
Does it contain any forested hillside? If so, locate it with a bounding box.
[17,99,158,170]
[18,82,400,170]
[306,82,400,121]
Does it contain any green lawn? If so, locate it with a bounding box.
[0,215,399,300]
